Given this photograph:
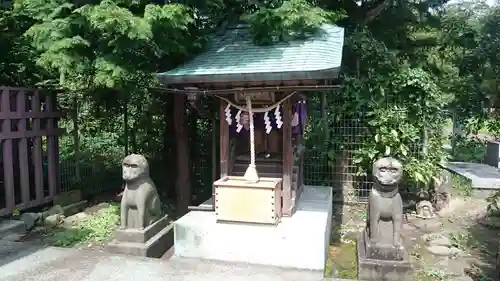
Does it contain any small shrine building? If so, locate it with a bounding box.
[157,20,344,270]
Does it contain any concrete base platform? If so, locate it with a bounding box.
[357,231,412,281]
[106,215,173,258]
[173,186,333,271]
[442,162,500,189]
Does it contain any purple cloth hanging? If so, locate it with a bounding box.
[292,100,307,136]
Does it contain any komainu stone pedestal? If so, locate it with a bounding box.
[106,214,173,258]
[357,227,412,281]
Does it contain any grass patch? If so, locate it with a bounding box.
[452,173,473,196]
[47,202,120,247]
[325,230,357,279]
[413,268,451,281]
[449,136,487,163]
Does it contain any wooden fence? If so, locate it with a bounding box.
[0,87,61,216]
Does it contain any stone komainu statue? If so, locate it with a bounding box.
[367,157,404,247]
[120,154,162,230]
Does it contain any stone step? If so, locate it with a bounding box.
[0,219,26,238]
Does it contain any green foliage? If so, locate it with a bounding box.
[245,0,346,45]
[449,135,486,163]
[2,0,500,213]
[451,173,473,196]
[11,0,205,199]
[0,7,41,86]
[48,203,120,247]
[18,0,198,93]
[487,191,500,217]
[350,68,447,185]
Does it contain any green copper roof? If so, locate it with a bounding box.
[157,23,344,85]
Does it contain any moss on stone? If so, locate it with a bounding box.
[325,232,357,278]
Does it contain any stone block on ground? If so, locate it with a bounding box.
[0,219,26,237]
[62,212,89,228]
[426,245,461,257]
[42,205,64,220]
[62,200,88,217]
[44,214,64,227]
[19,213,40,230]
[408,216,442,232]
[357,230,412,281]
[485,141,500,169]
[106,214,173,258]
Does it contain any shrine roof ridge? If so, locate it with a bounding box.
[157,23,344,85]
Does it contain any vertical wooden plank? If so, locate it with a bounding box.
[211,113,217,182]
[1,89,15,212]
[282,97,293,216]
[219,100,229,178]
[31,90,44,203]
[210,107,218,208]
[16,90,30,205]
[173,94,191,216]
[54,116,60,194]
[45,92,58,198]
[297,135,305,202]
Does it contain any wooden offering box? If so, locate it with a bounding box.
[213,176,282,225]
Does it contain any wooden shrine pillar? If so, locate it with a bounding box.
[219,100,229,178]
[282,97,294,216]
[215,99,229,208]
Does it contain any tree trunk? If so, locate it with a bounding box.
[161,95,174,198]
[174,95,191,216]
[123,94,129,156]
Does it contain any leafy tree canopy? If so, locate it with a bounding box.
[245,0,346,45]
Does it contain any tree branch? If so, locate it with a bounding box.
[362,0,392,23]
[340,0,393,24]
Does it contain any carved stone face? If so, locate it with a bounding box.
[122,154,149,181]
[373,157,403,186]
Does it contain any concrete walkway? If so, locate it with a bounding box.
[0,240,330,281]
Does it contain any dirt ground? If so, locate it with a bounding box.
[18,201,116,250]
[13,191,500,280]
[16,198,176,261]
[327,195,499,281]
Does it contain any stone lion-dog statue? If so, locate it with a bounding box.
[120,154,162,230]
